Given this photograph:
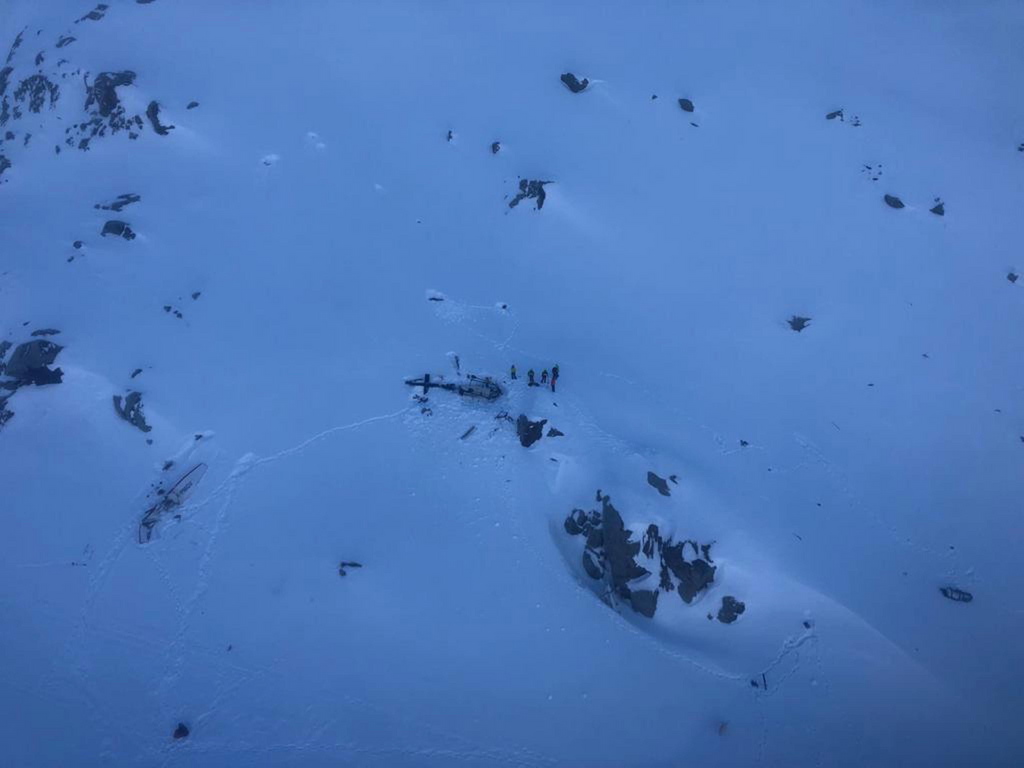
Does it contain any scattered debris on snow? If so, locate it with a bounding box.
[516,414,547,447]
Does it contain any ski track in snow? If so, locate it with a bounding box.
[79,404,555,766]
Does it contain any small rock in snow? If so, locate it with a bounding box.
[788,316,811,332]
[95,193,140,212]
[939,586,973,603]
[261,154,279,166]
[186,100,199,109]
[646,471,671,496]
[560,72,588,93]
[548,427,565,437]
[678,97,695,112]
[425,289,446,302]
[172,723,189,740]
[825,108,844,120]
[884,194,905,209]
[717,596,746,624]
[1008,272,1019,283]
[930,200,945,216]
[101,220,135,240]
[491,141,500,154]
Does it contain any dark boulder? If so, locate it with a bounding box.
[717,596,746,623]
[629,589,659,618]
[939,586,973,603]
[516,414,547,447]
[825,109,844,120]
[884,194,905,209]
[582,550,604,580]
[1008,272,1019,284]
[101,220,135,240]
[491,141,500,154]
[678,98,695,112]
[547,427,564,437]
[930,201,945,216]
[21,366,63,385]
[560,73,588,93]
[646,471,671,496]
[600,499,649,591]
[172,722,189,740]
[788,316,811,332]
[77,4,109,22]
[113,391,152,432]
[86,71,136,118]
[186,100,199,109]
[4,340,62,380]
[146,100,174,135]
[673,557,716,604]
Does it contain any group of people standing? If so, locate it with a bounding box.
[510,364,560,392]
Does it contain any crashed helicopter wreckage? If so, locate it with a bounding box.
[404,372,504,401]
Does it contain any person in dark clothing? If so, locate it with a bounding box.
[551,364,559,392]
[527,369,536,386]
[510,365,517,380]
[541,369,548,384]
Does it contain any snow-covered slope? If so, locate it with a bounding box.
[2,2,1022,766]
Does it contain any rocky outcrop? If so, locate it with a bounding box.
[0,338,64,431]
[508,179,551,210]
[113,391,152,432]
[646,471,671,496]
[4,340,63,382]
[145,100,174,135]
[564,496,722,619]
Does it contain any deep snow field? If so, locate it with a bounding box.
[2,2,1023,766]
